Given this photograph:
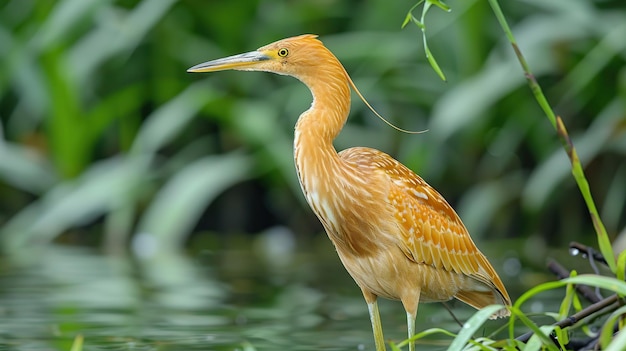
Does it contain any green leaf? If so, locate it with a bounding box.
[514,275,626,313]
[403,1,449,80]
[424,42,446,81]
[402,13,412,29]
[421,1,446,81]
[240,341,258,351]
[86,84,144,151]
[553,326,568,350]
[403,0,424,29]
[412,17,426,30]
[525,325,558,351]
[69,0,178,84]
[32,0,108,51]
[0,142,57,193]
[600,305,626,349]
[606,329,626,351]
[563,275,626,295]
[131,81,217,155]
[447,305,504,350]
[1,156,150,251]
[41,47,87,178]
[467,337,498,351]
[571,292,593,337]
[617,250,626,283]
[389,341,402,351]
[509,306,559,350]
[395,327,457,349]
[134,153,251,256]
[427,0,451,12]
[69,334,84,351]
[558,270,576,320]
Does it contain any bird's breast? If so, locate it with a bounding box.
[298,165,397,257]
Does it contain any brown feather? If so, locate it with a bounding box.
[338,147,511,313]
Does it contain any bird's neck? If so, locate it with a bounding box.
[293,59,351,166]
[295,67,351,143]
[293,62,351,227]
[293,63,384,256]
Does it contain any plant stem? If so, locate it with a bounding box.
[516,294,619,343]
[486,0,617,273]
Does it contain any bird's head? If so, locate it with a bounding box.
[187,34,341,83]
[188,34,417,134]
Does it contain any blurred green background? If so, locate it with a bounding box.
[1,0,624,258]
[1,0,626,349]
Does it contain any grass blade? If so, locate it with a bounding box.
[0,142,57,193]
[131,81,217,155]
[486,0,616,272]
[447,305,505,351]
[403,1,448,81]
[600,305,626,349]
[69,334,84,351]
[394,327,457,349]
[134,153,251,256]
[1,156,150,252]
[605,327,626,351]
[421,1,446,81]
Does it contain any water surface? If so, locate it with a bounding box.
[0,236,518,350]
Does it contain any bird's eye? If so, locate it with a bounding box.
[277,48,289,57]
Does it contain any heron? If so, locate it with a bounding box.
[188,34,511,351]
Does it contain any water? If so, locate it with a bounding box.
[0,237,515,351]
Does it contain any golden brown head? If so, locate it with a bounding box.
[187,34,341,83]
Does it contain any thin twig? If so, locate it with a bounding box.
[568,242,610,300]
[486,0,616,273]
[565,321,622,350]
[547,260,602,304]
[569,242,608,266]
[441,301,464,328]
[566,336,600,350]
[516,294,619,343]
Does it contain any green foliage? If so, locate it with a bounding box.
[1,0,624,255]
[402,0,451,81]
[389,327,457,350]
[70,335,83,351]
[391,275,626,350]
[0,0,625,350]
[488,0,618,270]
[389,0,626,349]
[0,0,255,256]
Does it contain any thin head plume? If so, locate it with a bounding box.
[341,67,428,135]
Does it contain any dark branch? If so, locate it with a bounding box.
[516,294,618,343]
[547,260,602,304]
[569,242,608,266]
[516,258,619,345]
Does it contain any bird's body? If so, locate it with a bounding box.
[189,34,511,351]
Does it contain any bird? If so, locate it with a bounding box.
[188,34,511,351]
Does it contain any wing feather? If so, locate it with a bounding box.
[340,146,511,307]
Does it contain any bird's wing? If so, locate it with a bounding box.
[339,147,504,289]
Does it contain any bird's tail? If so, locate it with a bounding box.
[455,289,511,319]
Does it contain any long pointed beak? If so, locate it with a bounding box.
[187,51,270,73]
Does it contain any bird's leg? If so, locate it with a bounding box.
[363,290,386,351]
[406,310,417,351]
[402,289,421,351]
[367,301,386,351]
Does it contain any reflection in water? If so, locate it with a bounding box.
[0,243,372,350]
[0,238,516,350]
